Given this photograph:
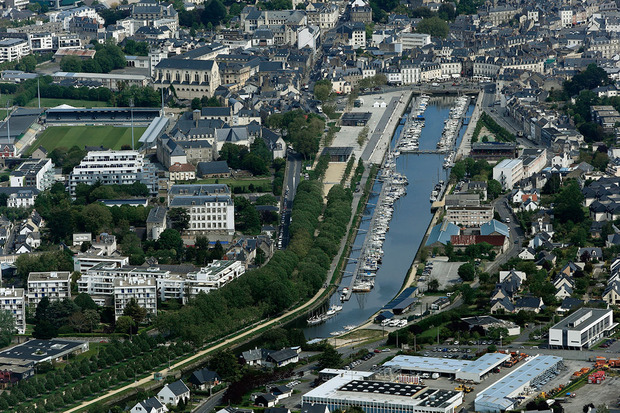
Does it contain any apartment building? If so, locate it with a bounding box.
[9,159,55,191]
[493,158,524,190]
[73,253,130,273]
[27,272,71,306]
[113,277,157,320]
[68,150,158,196]
[399,33,431,50]
[306,3,339,31]
[0,39,30,63]
[0,288,26,334]
[549,308,615,350]
[445,206,494,227]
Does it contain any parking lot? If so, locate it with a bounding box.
[418,258,465,291]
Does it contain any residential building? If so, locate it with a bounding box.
[146,206,167,241]
[399,33,431,50]
[548,308,615,350]
[168,184,235,239]
[493,158,524,190]
[7,189,39,208]
[445,206,494,227]
[27,271,71,306]
[130,397,167,413]
[157,380,190,407]
[68,150,158,196]
[10,159,55,191]
[0,288,25,334]
[113,277,157,320]
[73,253,129,273]
[0,39,30,63]
[169,163,196,183]
[189,368,220,390]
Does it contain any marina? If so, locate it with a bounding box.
[302,96,475,339]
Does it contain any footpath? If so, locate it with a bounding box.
[456,90,485,161]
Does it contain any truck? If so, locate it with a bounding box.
[431,373,439,379]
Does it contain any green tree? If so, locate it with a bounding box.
[417,16,449,38]
[437,3,455,20]
[554,180,584,223]
[487,179,502,200]
[202,0,227,26]
[168,208,190,232]
[191,97,202,110]
[317,345,342,369]
[115,315,136,334]
[428,278,439,292]
[209,349,241,381]
[74,293,98,311]
[60,56,82,72]
[158,229,184,255]
[458,262,476,281]
[314,79,332,102]
[0,310,15,347]
[123,298,147,325]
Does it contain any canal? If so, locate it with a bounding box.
[303,96,475,339]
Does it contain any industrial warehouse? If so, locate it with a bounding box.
[474,355,564,412]
[383,353,510,383]
[302,370,463,413]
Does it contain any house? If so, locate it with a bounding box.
[157,380,190,407]
[528,232,553,250]
[189,368,221,390]
[241,347,272,366]
[514,296,545,313]
[490,297,515,313]
[603,280,620,305]
[270,385,293,401]
[535,251,557,267]
[518,247,536,260]
[130,397,168,413]
[499,269,526,283]
[556,297,584,315]
[577,247,602,261]
[553,274,576,290]
[560,261,581,276]
[520,198,539,212]
[555,284,573,300]
[254,393,277,407]
[301,404,330,413]
[265,348,299,367]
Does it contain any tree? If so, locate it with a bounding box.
[487,179,502,200]
[191,97,202,110]
[158,229,184,255]
[74,293,98,311]
[115,316,136,334]
[123,298,147,324]
[458,262,476,281]
[437,3,455,20]
[0,310,15,347]
[202,0,227,26]
[209,349,241,381]
[417,16,449,38]
[314,79,332,102]
[427,278,439,292]
[60,56,82,72]
[317,345,342,369]
[84,309,100,332]
[16,55,37,72]
[554,180,584,223]
[168,208,190,232]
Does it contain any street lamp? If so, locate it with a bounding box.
[129,98,135,150]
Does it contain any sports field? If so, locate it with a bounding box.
[29,126,147,154]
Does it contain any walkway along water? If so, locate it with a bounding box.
[303,96,475,339]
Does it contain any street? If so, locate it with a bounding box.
[484,195,525,274]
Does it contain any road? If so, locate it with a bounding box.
[279,151,302,249]
[192,388,226,413]
[484,195,524,274]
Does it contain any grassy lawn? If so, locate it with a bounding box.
[195,177,272,189]
[0,93,15,107]
[27,125,147,154]
[25,98,110,108]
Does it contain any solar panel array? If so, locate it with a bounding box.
[339,380,425,397]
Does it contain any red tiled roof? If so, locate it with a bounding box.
[450,234,506,247]
[169,163,195,172]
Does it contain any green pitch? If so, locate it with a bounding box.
[29,126,147,154]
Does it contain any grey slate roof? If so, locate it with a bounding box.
[146,206,167,224]
[197,161,230,176]
[156,59,216,71]
[166,379,190,396]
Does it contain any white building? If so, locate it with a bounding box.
[157,380,190,407]
[73,253,130,273]
[113,277,157,320]
[549,308,616,350]
[302,371,463,413]
[27,271,71,306]
[559,6,573,27]
[68,150,158,196]
[0,39,30,64]
[50,6,104,30]
[521,148,547,178]
[401,63,421,85]
[10,159,55,191]
[493,158,524,190]
[476,355,563,412]
[0,287,26,334]
[168,184,235,238]
[399,33,431,50]
[28,33,54,53]
[7,189,38,208]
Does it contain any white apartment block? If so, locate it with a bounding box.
[0,288,26,334]
[445,206,494,227]
[401,64,421,85]
[29,33,54,53]
[399,33,431,50]
[10,159,55,191]
[0,39,30,64]
[559,7,573,27]
[549,308,615,350]
[73,253,130,273]
[50,6,104,30]
[68,150,158,196]
[7,190,37,209]
[114,277,157,320]
[493,158,524,190]
[27,271,71,306]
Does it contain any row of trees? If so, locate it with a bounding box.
[266,110,325,159]
[60,41,126,74]
[0,335,191,412]
[154,180,353,347]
